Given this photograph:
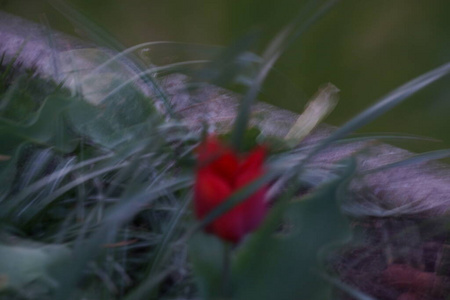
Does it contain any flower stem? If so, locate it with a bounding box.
[222,241,232,298]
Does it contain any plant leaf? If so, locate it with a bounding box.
[305,61,450,162]
[231,159,354,300]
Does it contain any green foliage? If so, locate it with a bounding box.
[1,2,450,299]
[231,0,340,150]
[233,164,352,300]
[188,233,225,299]
[189,160,354,300]
[0,57,194,299]
[0,240,70,298]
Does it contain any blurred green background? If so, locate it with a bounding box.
[2,0,450,150]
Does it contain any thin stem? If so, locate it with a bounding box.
[222,241,232,298]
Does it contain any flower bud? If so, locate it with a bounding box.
[194,136,268,243]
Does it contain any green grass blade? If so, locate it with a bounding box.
[90,41,221,75]
[6,163,128,223]
[40,14,61,81]
[7,154,112,205]
[123,266,178,300]
[194,30,260,88]
[0,40,27,83]
[334,132,439,144]
[320,273,377,300]
[52,177,191,300]
[49,0,175,117]
[303,61,450,164]
[136,193,192,296]
[99,60,209,103]
[363,148,450,175]
[48,0,124,50]
[231,0,340,149]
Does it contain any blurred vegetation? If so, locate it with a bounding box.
[2,0,450,151]
[0,52,197,299]
[1,1,450,299]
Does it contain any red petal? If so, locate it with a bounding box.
[235,156,265,189]
[194,168,245,243]
[241,187,268,233]
[194,138,269,243]
[239,146,266,173]
[211,206,245,243]
[194,168,232,219]
[210,152,239,182]
[235,159,268,235]
[196,135,224,164]
[196,135,239,183]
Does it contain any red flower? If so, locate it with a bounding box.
[194,135,269,243]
